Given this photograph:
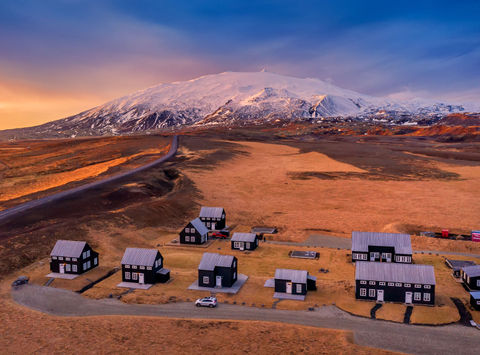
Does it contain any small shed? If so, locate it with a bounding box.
[461,265,480,291]
[274,269,317,296]
[121,248,169,284]
[199,206,226,230]
[231,232,258,251]
[470,291,480,311]
[351,231,412,263]
[472,231,480,242]
[179,218,209,244]
[445,259,476,278]
[50,240,98,275]
[198,252,237,288]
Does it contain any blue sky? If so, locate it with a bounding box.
[0,0,479,128]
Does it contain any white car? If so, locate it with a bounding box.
[195,296,218,308]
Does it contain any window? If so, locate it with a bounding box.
[296,284,302,293]
[132,265,137,269]
[125,264,130,268]
[360,288,367,297]
[379,282,386,286]
[191,236,196,242]
[94,257,98,265]
[83,262,87,270]
[362,254,368,260]
[352,253,358,260]
[414,292,421,301]
[72,258,77,262]
[404,283,411,288]
[125,272,131,280]
[395,283,402,287]
[87,261,91,269]
[360,280,367,285]
[66,264,71,272]
[59,257,64,260]
[52,256,57,260]
[185,227,189,232]
[82,252,87,259]
[477,300,480,305]
[233,272,237,279]
[233,260,236,268]
[414,284,421,288]
[86,250,90,258]
[369,281,376,285]
[477,280,480,287]
[147,267,152,270]
[66,257,71,261]
[388,282,394,286]
[202,276,209,284]
[424,285,431,289]
[140,266,145,270]
[369,289,376,297]
[185,236,190,242]
[234,242,241,249]
[206,222,211,227]
[132,272,138,280]
[72,265,77,272]
[423,293,430,302]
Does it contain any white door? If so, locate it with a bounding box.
[59,264,65,274]
[216,276,222,288]
[211,222,216,230]
[405,292,412,304]
[370,253,376,261]
[286,282,292,294]
[240,243,244,251]
[139,273,144,284]
[377,290,384,302]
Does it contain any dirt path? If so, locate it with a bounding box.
[12,284,480,355]
[0,135,177,224]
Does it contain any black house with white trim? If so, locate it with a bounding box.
[50,240,98,275]
[274,269,317,296]
[231,232,259,251]
[461,265,480,291]
[198,252,237,288]
[470,291,480,311]
[199,206,226,230]
[179,218,209,245]
[351,231,412,263]
[121,248,170,284]
[445,259,476,278]
[355,261,435,305]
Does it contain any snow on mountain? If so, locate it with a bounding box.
[10,71,474,137]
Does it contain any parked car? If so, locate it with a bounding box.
[11,275,29,287]
[212,231,229,239]
[195,296,218,308]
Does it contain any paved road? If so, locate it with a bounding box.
[269,234,480,258]
[12,285,480,355]
[0,135,178,223]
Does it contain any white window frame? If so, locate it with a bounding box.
[404,283,411,288]
[132,265,137,269]
[414,292,421,301]
[66,257,71,261]
[66,264,71,272]
[52,256,57,260]
[140,266,145,270]
[86,250,90,258]
[423,293,430,302]
[477,280,480,287]
[296,284,302,293]
[82,252,87,259]
[202,276,209,284]
[185,227,189,232]
[94,257,98,265]
[125,264,130,268]
[360,280,367,285]
[185,235,190,242]
[147,266,152,270]
[388,282,394,286]
[125,272,131,280]
[424,285,431,289]
[72,258,77,262]
[59,257,64,260]
[369,289,376,297]
[72,264,77,272]
[234,242,241,249]
[132,272,138,280]
[360,288,367,297]
[395,283,402,287]
[414,284,421,288]
[87,260,91,269]
[369,281,376,285]
[379,282,386,286]
[191,236,196,242]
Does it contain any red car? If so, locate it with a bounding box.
[211,232,229,239]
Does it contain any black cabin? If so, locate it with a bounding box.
[231,232,259,251]
[355,261,435,305]
[50,240,98,275]
[198,252,237,288]
[470,291,480,311]
[274,269,317,296]
[121,248,170,284]
[179,218,209,245]
[445,259,476,278]
[199,206,226,230]
[461,265,480,291]
[351,231,412,263]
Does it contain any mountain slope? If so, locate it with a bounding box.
[1,71,475,138]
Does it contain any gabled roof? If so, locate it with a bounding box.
[50,240,87,258]
[352,231,412,255]
[199,207,224,218]
[231,232,257,242]
[446,259,476,270]
[462,265,480,277]
[190,218,209,235]
[198,252,234,271]
[355,261,436,285]
[121,248,160,267]
[275,269,308,284]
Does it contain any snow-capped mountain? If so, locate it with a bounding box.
[3,71,475,138]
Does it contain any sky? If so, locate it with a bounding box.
[0,0,479,129]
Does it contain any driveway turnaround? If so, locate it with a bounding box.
[0,135,178,224]
[12,285,480,355]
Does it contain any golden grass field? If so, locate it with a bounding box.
[3,133,480,353]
